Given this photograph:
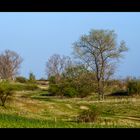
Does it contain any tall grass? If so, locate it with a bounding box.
[0,113,139,128]
[5,83,39,91]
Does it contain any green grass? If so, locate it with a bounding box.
[0,113,139,128]
[0,87,140,128]
[5,82,39,91]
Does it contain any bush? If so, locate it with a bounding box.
[48,76,56,84]
[0,82,14,106]
[24,84,38,91]
[110,90,128,96]
[28,72,36,84]
[48,71,96,98]
[16,76,27,83]
[48,83,78,97]
[127,79,140,95]
[77,84,95,98]
[63,87,78,97]
[76,106,100,122]
[48,84,60,96]
[48,81,95,98]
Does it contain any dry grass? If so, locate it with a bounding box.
[1,90,140,127]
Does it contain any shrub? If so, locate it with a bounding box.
[127,79,140,95]
[48,76,56,84]
[48,80,95,98]
[28,72,36,84]
[25,84,38,91]
[110,90,128,96]
[0,82,14,106]
[48,71,96,98]
[77,84,95,98]
[48,84,60,96]
[76,106,100,123]
[48,83,78,97]
[63,87,78,97]
[16,76,27,83]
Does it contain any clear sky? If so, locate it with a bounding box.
[0,12,139,79]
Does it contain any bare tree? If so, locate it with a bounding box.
[73,29,128,100]
[0,50,23,80]
[46,54,72,81]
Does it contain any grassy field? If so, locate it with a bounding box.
[0,84,140,128]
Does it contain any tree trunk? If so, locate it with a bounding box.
[98,94,102,100]
[97,80,104,100]
[101,93,104,100]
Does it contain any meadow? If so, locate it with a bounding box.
[0,82,140,128]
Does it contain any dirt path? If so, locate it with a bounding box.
[76,98,140,104]
[113,115,140,121]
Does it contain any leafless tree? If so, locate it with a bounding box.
[73,29,128,100]
[46,54,72,81]
[0,50,23,80]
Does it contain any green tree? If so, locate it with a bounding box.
[28,72,36,83]
[48,64,96,98]
[73,29,128,100]
[0,82,14,107]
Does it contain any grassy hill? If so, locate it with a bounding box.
[0,83,140,128]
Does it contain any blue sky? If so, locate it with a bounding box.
[0,12,139,79]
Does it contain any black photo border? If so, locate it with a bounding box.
[0,0,140,11]
[0,0,140,137]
